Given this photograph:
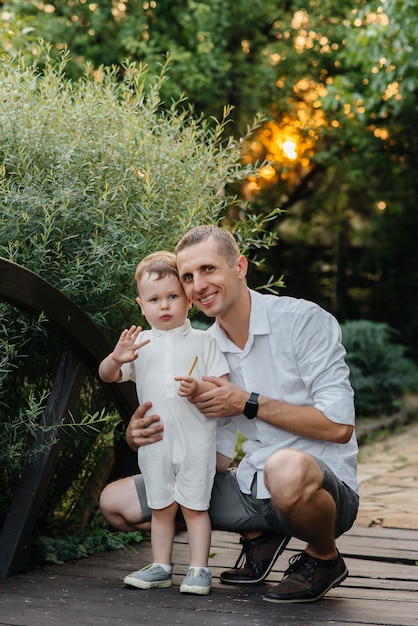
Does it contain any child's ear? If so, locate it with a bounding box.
[136,297,144,313]
[187,299,192,310]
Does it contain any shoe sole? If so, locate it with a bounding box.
[262,566,349,603]
[123,576,172,589]
[180,584,211,595]
[220,535,291,585]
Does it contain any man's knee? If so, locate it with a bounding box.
[264,449,323,503]
[264,449,314,483]
[99,480,124,526]
[99,477,148,531]
[99,482,117,520]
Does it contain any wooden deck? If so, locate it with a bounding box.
[1,525,417,625]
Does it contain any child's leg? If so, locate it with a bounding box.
[122,503,178,590]
[151,502,179,565]
[179,507,212,594]
[181,506,211,567]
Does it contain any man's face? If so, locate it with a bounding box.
[176,236,245,319]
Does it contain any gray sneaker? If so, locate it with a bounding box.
[123,563,172,589]
[180,567,212,595]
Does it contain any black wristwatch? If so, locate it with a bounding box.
[243,392,259,419]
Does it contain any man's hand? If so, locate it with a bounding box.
[189,377,248,417]
[126,401,164,451]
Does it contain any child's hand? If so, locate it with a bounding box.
[175,376,199,397]
[111,325,150,365]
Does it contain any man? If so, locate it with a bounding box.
[100,225,358,603]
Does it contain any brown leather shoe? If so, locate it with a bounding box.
[263,551,348,603]
[220,532,290,585]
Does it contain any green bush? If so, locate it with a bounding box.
[341,320,418,417]
[20,526,146,573]
[0,46,279,535]
[0,49,273,334]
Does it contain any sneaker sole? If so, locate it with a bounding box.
[123,575,172,590]
[220,535,291,585]
[262,566,349,603]
[180,584,211,595]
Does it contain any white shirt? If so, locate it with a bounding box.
[210,290,358,496]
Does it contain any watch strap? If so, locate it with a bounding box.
[244,392,259,419]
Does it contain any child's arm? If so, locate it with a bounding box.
[99,325,150,383]
[176,374,228,398]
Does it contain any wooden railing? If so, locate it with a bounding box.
[0,257,138,580]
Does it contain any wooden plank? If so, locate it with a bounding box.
[346,525,418,540]
[1,547,417,626]
[0,528,418,626]
[288,527,418,565]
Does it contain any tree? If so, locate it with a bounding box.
[0,0,286,124]
[241,0,418,351]
[320,0,418,349]
[3,2,418,351]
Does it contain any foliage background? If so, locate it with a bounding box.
[0,49,276,537]
[1,0,417,352]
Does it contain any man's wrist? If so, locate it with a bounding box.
[243,392,259,419]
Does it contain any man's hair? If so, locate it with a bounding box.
[176,225,240,267]
[135,251,178,291]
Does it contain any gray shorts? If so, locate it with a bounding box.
[133,457,359,538]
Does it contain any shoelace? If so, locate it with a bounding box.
[232,536,253,569]
[284,552,316,582]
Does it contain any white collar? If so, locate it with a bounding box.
[150,319,192,337]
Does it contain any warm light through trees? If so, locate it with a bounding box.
[283,140,297,159]
[242,84,327,200]
[1,0,417,348]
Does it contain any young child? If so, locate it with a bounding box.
[99,251,229,595]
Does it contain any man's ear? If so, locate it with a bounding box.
[187,299,192,310]
[237,254,248,279]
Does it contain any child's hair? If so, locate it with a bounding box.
[134,251,178,292]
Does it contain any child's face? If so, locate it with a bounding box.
[136,272,191,331]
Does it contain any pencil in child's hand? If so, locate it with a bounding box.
[188,356,198,376]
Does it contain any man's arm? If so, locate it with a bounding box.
[189,377,353,444]
[256,395,353,443]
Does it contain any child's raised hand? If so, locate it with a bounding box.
[111,325,150,364]
[175,375,199,397]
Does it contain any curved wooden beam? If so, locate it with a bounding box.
[0,256,137,421]
[0,257,140,580]
[1,256,111,364]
